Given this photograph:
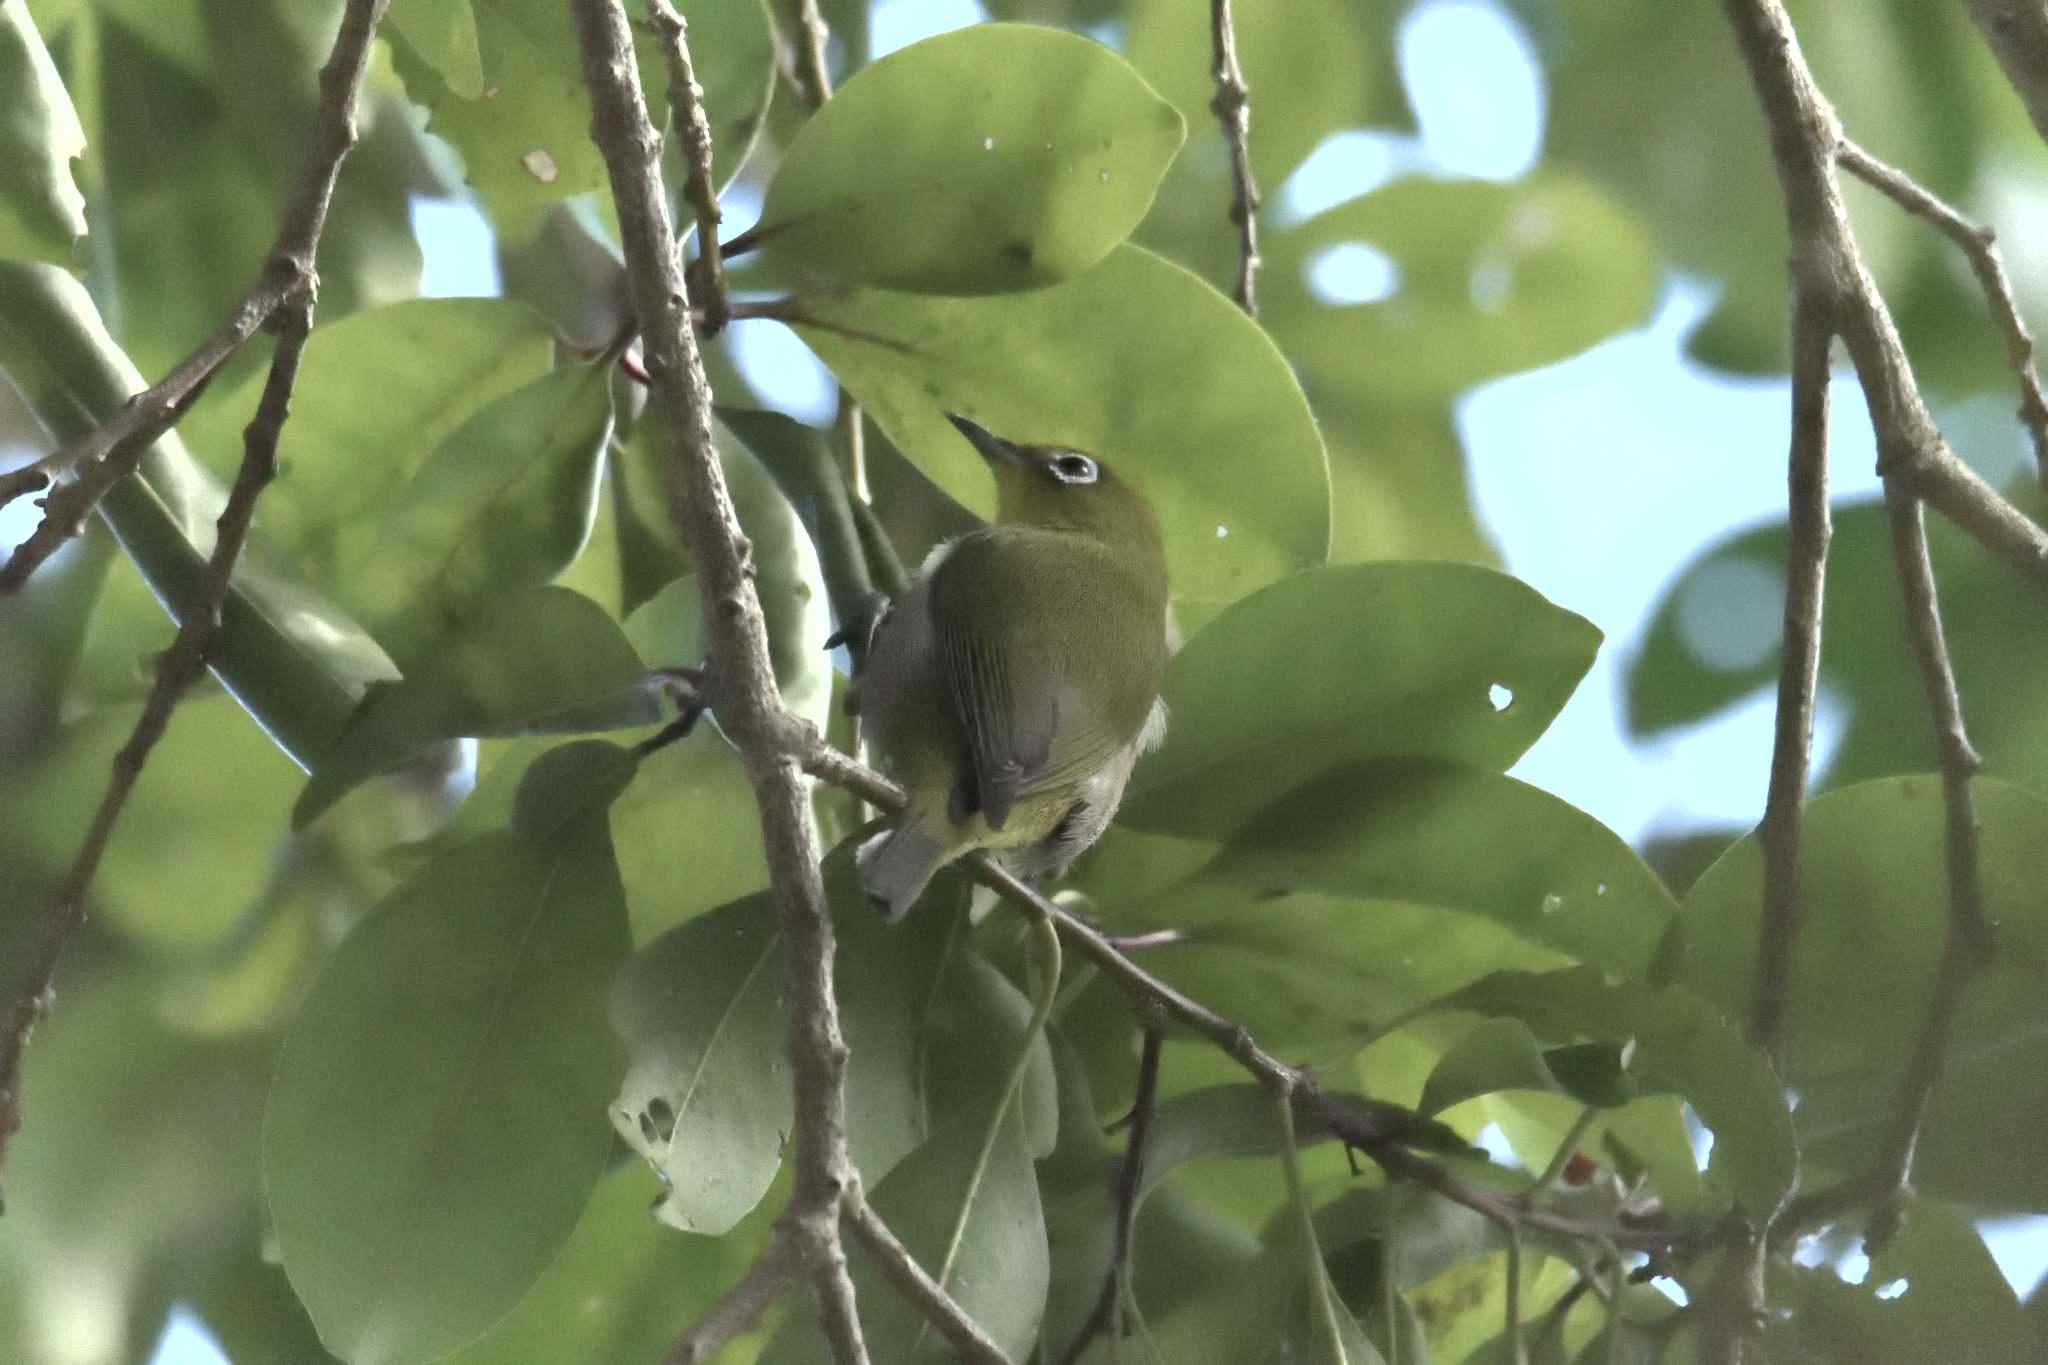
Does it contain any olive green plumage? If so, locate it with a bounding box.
[854,415,1171,920]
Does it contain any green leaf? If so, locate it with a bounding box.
[1264,173,1656,406]
[265,743,635,1365]
[1115,761,1673,1046]
[387,0,773,228]
[0,976,270,1365]
[295,586,662,828]
[609,862,962,1233]
[440,1165,775,1365]
[609,893,789,1236]
[1272,1091,1387,1365]
[0,263,400,768]
[0,0,86,266]
[0,692,300,952]
[756,23,1182,293]
[387,0,483,98]
[759,1108,1051,1365]
[925,942,1062,1162]
[35,5,422,377]
[1771,1197,2035,1364]
[798,242,1329,612]
[345,362,614,660]
[1120,563,1603,835]
[1433,967,1796,1217]
[1676,776,2048,1211]
[1628,492,2048,802]
[179,298,557,591]
[1420,1018,1634,1117]
[616,412,836,731]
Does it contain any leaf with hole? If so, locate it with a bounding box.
[0,0,87,266]
[386,0,774,228]
[1120,563,1603,835]
[1113,760,1672,1047]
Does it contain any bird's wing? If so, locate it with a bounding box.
[927,532,1123,831]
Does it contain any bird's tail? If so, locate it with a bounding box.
[857,812,949,922]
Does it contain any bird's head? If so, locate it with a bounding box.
[944,413,1164,559]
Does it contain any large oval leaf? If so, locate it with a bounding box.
[1113,761,1671,1048]
[265,743,635,1365]
[295,586,663,829]
[1121,562,1602,836]
[346,361,614,659]
[756,24,1182,294]
[0,0,86,266]
[1676,776,2048,1211]
[799,243,1329,610]
[1264,173,1656,407]
[179,297,557,589]
[0,693,301,952]
[608,894,790,1237]
[0,263,399,768]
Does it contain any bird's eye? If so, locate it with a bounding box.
[1051,453,1099,484]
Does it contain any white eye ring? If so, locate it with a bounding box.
[1051,452,1098,484]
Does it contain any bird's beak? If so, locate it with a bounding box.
[945,413,1028,468]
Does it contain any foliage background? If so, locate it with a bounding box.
[3,0,2048,1362]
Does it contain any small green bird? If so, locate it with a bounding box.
[853,414,1171,920]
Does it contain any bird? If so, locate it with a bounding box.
[851,413,1171,920]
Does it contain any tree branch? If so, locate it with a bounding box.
[1750,292,1833,1058]
[795,736,1687,1257]
[1838,138,2048,490]
[646,0,729,334]
[1716,0,2017,1350]
[1719,0,2048,586]
[1863,495,1995,1239]
[662,1231,802,1365]
[1208,0,1262,315]
[842,1188,1014,1365]
[1963,1,2048,160]
[0,0,386,1207]
[570,3,870,1359]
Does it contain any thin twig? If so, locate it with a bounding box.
[789,0,834,108]
[794,736,1688,1257]
[663,1232,803,1365]
[843,1188,1013,1365]
[646,0,729,334]
[1751,292,1834,1057]
[1839,138,2048,490]
[1864,494,1994,1239]
[0,0,387,1204]
[1208,0,1261,315]
[570,3,869,1359]
[1056,1027,1164,1365]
